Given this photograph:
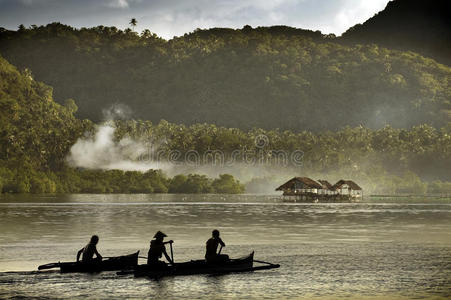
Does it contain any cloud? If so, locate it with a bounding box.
[136,0,390,38]
[105,0,142,9]
[107,0,129,8]
[19,0,34,5]
[331,0,389,34]
[0,0,390,38]
[108,0,128,8]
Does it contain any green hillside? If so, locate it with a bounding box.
[0,33,450,194]
[0,55,245,194]
[0,54,87,192]
[1,23,450,130]
[0,55,86,170]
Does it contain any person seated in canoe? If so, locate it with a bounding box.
[76,235,102,263]
[147,231,174,267]
[205,229,229,263]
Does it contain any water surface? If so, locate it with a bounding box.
[0,194,450,299]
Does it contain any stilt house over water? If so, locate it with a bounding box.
[275,177,322,195]
[332,180,363,198]
[276,177,363,202]
[317,180,335,195]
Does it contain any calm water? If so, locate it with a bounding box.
[0,194,450,299]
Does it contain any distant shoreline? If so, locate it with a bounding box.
[370,194,451,198]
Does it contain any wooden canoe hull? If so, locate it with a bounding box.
[134,252,258,277]
[58,251,139,273]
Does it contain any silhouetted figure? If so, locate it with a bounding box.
[205,229,229,263]
[77,235,102,262]
[147,231,174,267]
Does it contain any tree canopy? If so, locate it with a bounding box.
[0,22,449,131]
[0,23,450,195]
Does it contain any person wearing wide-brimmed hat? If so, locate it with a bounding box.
[147,231,174,266]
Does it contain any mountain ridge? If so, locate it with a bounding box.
[341,0,451,66]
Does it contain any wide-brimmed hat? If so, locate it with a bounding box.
[154,231,167,238]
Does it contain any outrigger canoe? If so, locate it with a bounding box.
[38,251,139,273]
[129,252,280,278]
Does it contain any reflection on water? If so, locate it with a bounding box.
[0,194,450,299]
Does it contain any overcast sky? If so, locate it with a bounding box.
[0,0,390,39]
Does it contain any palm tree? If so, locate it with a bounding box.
[129,18,137,32]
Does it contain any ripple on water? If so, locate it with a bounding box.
[0,194,450,298]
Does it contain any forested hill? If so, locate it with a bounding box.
[0,23,450,131]
[1,54,450,194]
[341,0,451,66]
[0,55,87,172]
[0,55,246,194]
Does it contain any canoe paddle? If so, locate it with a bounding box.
[169,242,174,264]
[138,240,174,263]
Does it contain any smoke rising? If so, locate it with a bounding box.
[101,103,133,121]
[67,122,166,171]
[69,103,169,171]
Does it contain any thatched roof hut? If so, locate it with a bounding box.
[318,179,333,190]
[275,177,322,191]
[332,180,362,191]
[276,177,363,201]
